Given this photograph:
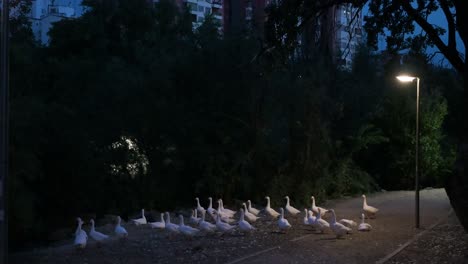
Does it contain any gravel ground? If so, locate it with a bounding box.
[389,212,468,264]
[10,189,461,264]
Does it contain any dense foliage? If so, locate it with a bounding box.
[8,0,460,249]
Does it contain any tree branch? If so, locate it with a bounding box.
[398,0,464,73]
[438,0,456,51]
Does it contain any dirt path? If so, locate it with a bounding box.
[10,189,454,264]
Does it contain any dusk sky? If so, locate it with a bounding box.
[363,5,464,68]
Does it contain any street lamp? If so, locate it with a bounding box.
[396,75,420,229]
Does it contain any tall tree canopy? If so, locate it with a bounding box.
[265,0,467,231]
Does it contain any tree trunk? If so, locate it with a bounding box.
[445,64,468,232]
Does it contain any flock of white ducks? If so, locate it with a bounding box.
[73,194,379,248]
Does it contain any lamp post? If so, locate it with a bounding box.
[396,75,420,229]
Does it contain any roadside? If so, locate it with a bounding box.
[10,189,456,264]
[389,211,468,264]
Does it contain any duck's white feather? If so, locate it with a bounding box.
[329,209,352,238]
[242,203,260,222]
[132,209,147,226]
[247,200,260,216]
[311,208,329,233]
[277,208,292,231]
[89,219,108,242]
[114,216,128,237]
[238,209,255,232]
[264,196,280,218]
[285,196,301,215]
[149,213,165,229]
[358,213,372,231]
[311,196,328,216]
[199,211,217,232]
[74,218,87,248]
[164,212,180,234]
[178,215,200,236]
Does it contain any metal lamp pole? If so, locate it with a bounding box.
[396,75,421,229]
[415,77,420,229]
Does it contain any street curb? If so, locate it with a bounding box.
[375,209,453,264]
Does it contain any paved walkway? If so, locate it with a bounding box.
[231,189,452,264]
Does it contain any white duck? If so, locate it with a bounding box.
[338,219,357,228]
[242,203,260,222]
[264,196,280,219]
[247,200,260,216]
[132,209,147,225]
[219,199,236,216]
[149,213,165,229]
[216,201,236,222]
[199,211,217,232]
[89,219,109,242]
[303,209,309,225]
[329,209,352,238]
[195,197,206,215]
[277,208,292,233]
[311,196,328,217]
[362,194,379,218]
[311,208,329,233]
[284,196,301,216]
[238,208,255,233]
[164,212,180,234]
[358,213,372,231]
[190,209,201,225]
[215,212,236,233]
[114,216,128,238]
[307,210,316,225]
[74,218,87,248]
[178,215,200,236]
[207,197,216,215]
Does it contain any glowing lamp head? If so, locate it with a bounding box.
[396,75,416,82]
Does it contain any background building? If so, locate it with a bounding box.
[30,0,86,45]
[333,4,364,67]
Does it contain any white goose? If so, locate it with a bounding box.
[114,216,128,238]
[277,208,292,232]
[178,215,200,236]
[358,213,372,231]
[238,208,255,233]
[311,196,328,216]
[195,197,206,215]
[216,201,236,222]
[132,209,147,225]
[199,211,217,232]
[215,212,236,233]
[190,209,201,225]
[303,209,309,225]
[149,213,165,229]
[362,194,379,218]
[207,197,216,215]
[264,196,280,219]
[219,199,236,216]
[164,212,180,234]
[338,219,357,228]
[242,203,260,222]
[285,196,301,216]
[89,219,109,242]
[74,218,87,249]
[311,208,329,233]
[307,210,316,225]
[329,209,352,238]
[247,200,260,216]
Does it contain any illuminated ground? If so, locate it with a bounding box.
[11,189,467,264]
